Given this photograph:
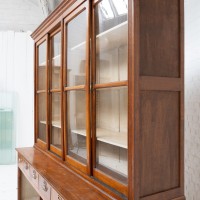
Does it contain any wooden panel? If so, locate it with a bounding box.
[139,0,180,77]
[140,91,180,197]
[140,76,181,91]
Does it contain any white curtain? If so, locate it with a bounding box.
[0,31,34,164]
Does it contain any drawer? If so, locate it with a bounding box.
[51,188,63,200]
[22,159,30,176]
[39,175,51,200]
[29,165,39,188]
[18,156,23,169]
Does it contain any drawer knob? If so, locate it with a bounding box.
[32,170,37,179]
[58,195,62,200]
[42,181,48,192]
[24,162,28,170]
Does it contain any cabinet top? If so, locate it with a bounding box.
[31,0,85,41]
[16,147,111,200]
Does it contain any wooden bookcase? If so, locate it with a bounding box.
[16,0,185,199]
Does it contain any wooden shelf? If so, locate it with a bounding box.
[71,128,127,149]
[70,21,128,52]
[52,54,61,68]
[40,120,61,128]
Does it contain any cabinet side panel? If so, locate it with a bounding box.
[139,91,180,197]
[139,0,180,77]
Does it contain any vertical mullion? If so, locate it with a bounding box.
[60,20,65,160]
[86,0,92,175]
[49,36,53,150]
[128,0,138,199]
[63,20,68,160]
[91,1,97,172]
[34,43,38,143]
[46,34,50,150]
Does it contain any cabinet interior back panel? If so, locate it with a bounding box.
[139,91,180,197]
[139,0,180,77]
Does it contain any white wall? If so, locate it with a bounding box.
[0,31,34,148]
[0,0,44,31]
[185,0,200,199]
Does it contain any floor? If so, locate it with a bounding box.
[0,165,17,200]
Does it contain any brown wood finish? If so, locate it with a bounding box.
[140,76,181,91]
[35,35,48,150]
[46,33,50,150]
[85,0,92,175]
[61,19,65,161]
[50,144,62,157]
[180,0,185,195]
[63,1,89,175]
[94,81,128,89]
[137,0,185,199]
[90,0,129,195]
[93,169,128,196]
[48,26,62,157]
[34,43,37,144]
[128,0,137,199]
[18,167,21,200]
[139,0,180,78]
[28,0,185,199]
[140,91,180,197]
[64,85,85,91]
[31,0,85,42]
[36,90,46,93]
[91,0,97,174]
[16,147,111,200]
[35,139,47,150]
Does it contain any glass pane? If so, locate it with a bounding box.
[37,93,46,142]
[51,93,61,150]
[96,87,128,183]
[67,91,86,164]
[51,32,61,90]
[112,0,128,15]
[38,41,47,90]
[67,11,86,86]
[95,0,128,84]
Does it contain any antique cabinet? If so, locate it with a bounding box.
[16,0,185,199]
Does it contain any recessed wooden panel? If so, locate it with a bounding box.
[139,0,180,77]
[140,91,180,197]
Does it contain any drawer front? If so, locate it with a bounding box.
[39,175,51,200]
[18,156,23,169]
[51,188,63,200]
[22,160,30,176]
[29,165,39,188]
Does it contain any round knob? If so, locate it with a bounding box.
[58,195,62,200]
[32,170,37,179]
[42,181,48,192]
[24,162,28,170]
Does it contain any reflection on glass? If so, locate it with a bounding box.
[99,0,114,19]
[67,91,86,164]
[38,41,46,90]
[95,0,128,84]
[51,93,61,149]
[67,11,86,86]
[51,32,61,89]
[112,0,128,15]
[38,93,46,142]
[96,87,128,183]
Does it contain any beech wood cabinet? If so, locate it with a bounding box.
[16,0,185,199]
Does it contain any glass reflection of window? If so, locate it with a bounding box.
[99,0,114,19]
[112,0,128,15]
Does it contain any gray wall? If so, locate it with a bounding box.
[185,0,200,199]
